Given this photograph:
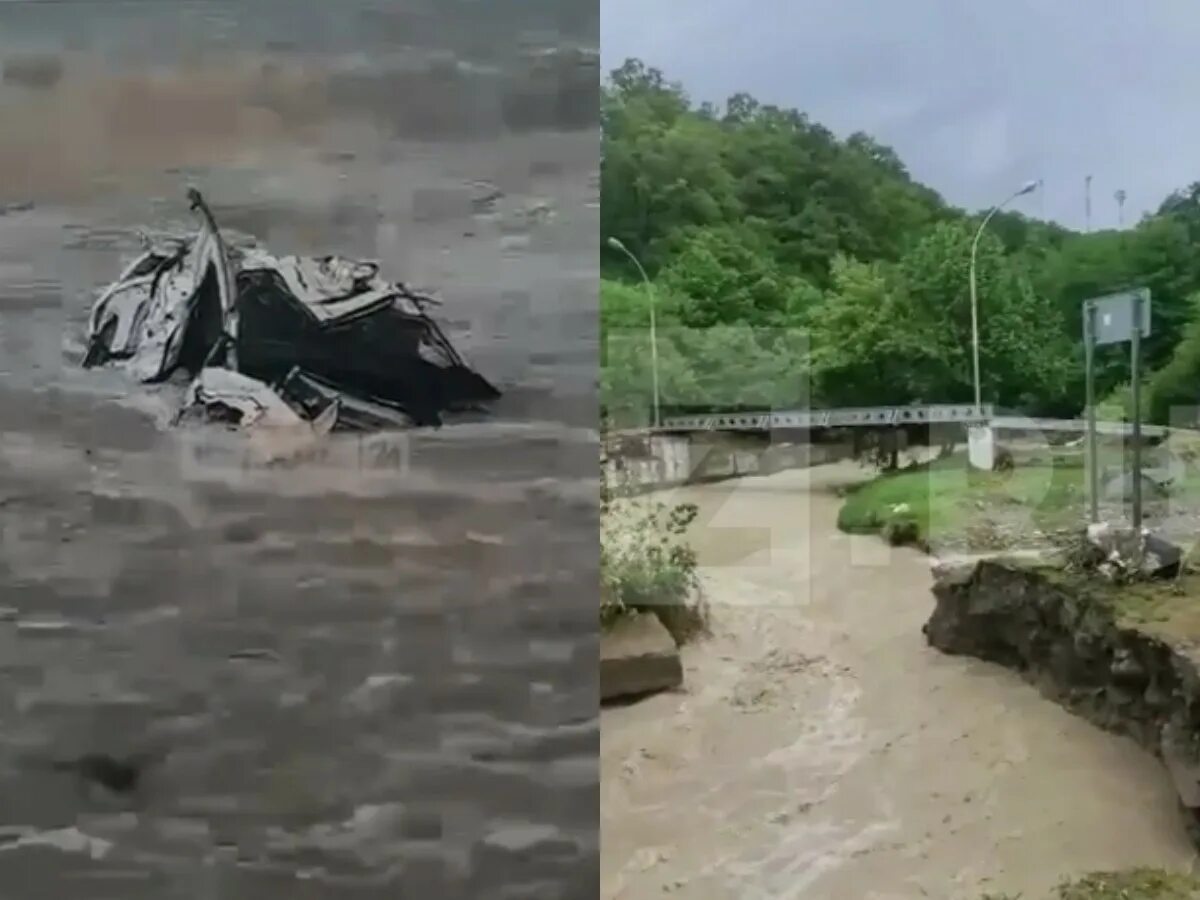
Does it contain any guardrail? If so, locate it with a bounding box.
[991,416,1173,438]
[657,406,1189,438]
[661,404,995,431]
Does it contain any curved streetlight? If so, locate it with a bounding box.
[606,237,660,428]
[969,179,1039,413]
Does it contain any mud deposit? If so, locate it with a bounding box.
[0,48,598,900]
[927,556,1200,852]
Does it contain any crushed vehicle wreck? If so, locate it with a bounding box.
[83,188,500,431]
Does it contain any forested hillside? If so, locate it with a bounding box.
[600,58,1200,428]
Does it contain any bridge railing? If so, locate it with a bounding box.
[660,404,995,432]
[656,406,1194,438]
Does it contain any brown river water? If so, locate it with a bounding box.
[602,466,1198,899]
[0,43,598,899]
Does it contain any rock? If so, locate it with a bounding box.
[1086,522,1181,579]
[882,517,920,547]
[993,445,1014,472]
[1146,533,1184,575]
[925,559,1024,661]
[930,557,976,588]
[600,613,682,702]
[1110,647,1147,685]
[1103,471,1171,502]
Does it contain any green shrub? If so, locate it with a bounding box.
[882,514,920,546]
[601,486,704,644]
[980,868,1200,900]
[1053,868,1200,899]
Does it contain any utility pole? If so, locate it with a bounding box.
[1115,189,1127,228]
[1085,175,1093,232]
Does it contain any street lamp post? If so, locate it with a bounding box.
[606,237,660,429]
[969,179,1039,413]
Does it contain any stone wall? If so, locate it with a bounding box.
[603,432,852,494]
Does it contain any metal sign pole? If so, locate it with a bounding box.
[1085,301,1099,523]
[1084,287,1151,528]
[1131,293,1143,530]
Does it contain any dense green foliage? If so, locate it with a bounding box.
[601,59,1200,428]
[600,488,704,644]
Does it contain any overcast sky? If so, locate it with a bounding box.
[601,0,1200,230]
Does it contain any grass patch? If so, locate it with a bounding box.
[1099,572,1200,638]
[982,867,1200,898]
[1018,558,1200,647]
[837,451,1087,549]
[838,435,1200,551]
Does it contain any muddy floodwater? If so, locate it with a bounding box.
[601,466,1197,899]
[0,41,598,899]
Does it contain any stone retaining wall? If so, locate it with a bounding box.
[603,433,852,495]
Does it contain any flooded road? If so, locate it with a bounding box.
[601,464,1195,899]
[0,50,598,899]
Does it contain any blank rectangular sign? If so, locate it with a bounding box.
[1088,288,1151,346]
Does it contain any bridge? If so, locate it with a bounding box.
[655,403,1175,439]
[603,403,1193,495]
[605,404,1187,496]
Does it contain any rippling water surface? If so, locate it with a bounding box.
[0,25,598,897]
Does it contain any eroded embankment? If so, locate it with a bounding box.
[926,557,1200,844]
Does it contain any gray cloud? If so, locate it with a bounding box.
[601,0,1200,228]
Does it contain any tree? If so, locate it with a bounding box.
[600,279,694,427]
[806,255,923,407]
[656,225,821,329]
[601,58,1200,423]
[899,221,1072,411]
[1147,293,1200,425]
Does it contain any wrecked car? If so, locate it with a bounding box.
[83,188,500,431]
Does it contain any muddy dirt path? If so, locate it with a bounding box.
[601,464,1196,899]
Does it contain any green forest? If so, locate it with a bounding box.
[600,58,1200,429]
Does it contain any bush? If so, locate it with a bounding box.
[600,489,705,644]
[882,515,920,547]
[1096,379,1151,423]
[981,868,1200,899]
[1053,869,1200,899]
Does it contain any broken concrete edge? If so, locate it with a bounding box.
[600,611,683,704]
[924,555,1200,847]
[920,518,1184,578]
[928,548,1065,583]
[1083,521,1183,582]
